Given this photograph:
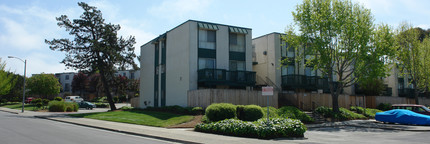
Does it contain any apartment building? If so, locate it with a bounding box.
[140,20,255,108]
[252,32,354,94]
[54,72,76,95]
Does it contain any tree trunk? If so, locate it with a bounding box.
[99,71,116,111]
[414,89,419,104]
[332,92,340,113]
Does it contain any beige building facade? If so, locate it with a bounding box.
[140,20,255,108]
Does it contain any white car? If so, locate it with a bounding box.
[64,96,84,103]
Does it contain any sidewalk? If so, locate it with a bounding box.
[2,107,430,144]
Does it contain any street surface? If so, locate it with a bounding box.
[303,126,430,144]
[0,111,171,144]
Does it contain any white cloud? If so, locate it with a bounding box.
[148,0,212,20]
[0,18,43,51]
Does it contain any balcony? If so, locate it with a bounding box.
[198,69,256,87]
[398,88,415,98]
[281,74,335,93]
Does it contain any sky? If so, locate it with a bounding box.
[1,0,430,76]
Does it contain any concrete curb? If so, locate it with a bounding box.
[0,109,19,114]
[35,116,201,144]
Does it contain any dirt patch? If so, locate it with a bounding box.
[168,115,203,128]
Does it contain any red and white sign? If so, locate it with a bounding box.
[262,86,273,96]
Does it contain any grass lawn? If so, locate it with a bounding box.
[1,103,41,111]
[69,110,194,127]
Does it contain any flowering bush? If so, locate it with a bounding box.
[195,118,306,139]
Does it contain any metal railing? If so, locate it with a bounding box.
[198,68,256,87]
[281,74,330,91]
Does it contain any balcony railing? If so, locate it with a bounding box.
[398,88,415,98]
[198,68,256,87]
[281,74,332,92]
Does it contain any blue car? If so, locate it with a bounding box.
[78,101,96,110]
[375,109,430,125]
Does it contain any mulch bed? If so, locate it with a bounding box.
[168,115,203,128]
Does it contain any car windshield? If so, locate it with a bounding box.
[421,106,430,112]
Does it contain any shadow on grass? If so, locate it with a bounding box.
[69,109,188,120]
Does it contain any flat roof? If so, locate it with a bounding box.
[141,19,252,47]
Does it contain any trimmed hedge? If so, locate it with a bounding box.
[262,106,279,118]
[54,97,63,101]
[205,103,236,122]
[48,101,78,112]
[95,103,109,108]
[195,118,306,139]
[277,106,314,123]
[236,105,264,121]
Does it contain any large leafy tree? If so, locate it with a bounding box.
[283,0,395,112]
[27,73,61,99]
[395,22,430,104]
[0,58,16,96]
[72,72,88,97]
[45,2,136,110]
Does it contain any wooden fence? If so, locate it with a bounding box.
[187,89,278,108]
[279,92,427,111]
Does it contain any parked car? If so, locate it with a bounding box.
[25,97,34,104]
[64,96,84,103]
[391,104,430,116]
[78,101,96,110]
[375,109,430,125]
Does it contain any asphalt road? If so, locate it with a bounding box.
[303,126,430,144]
[0,111,172,144]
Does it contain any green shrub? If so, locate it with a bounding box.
[205,103,236,122]
[32,98,42,104]
[120,106,134,110]
[195,118,306,139]
[314,106,366,121]
[237,105,263,121]
[350,106,382,118]
[113,96,119,103]
[48,101,78,112]
[377,103,392,111]
[1,99,7,103]
[191,107,204,115]
[201,115,210,123]
[42,99,50,105]
[35,102,43,108]
[48,101,66,112]
[54,97,63,101]
[277,106,314,123]
[261,106,279,118]
[95,103,109,108]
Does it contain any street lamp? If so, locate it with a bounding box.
[8,56,27,113]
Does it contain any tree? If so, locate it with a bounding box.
[395,22,430,104]
[72,72,88,97]
[114,75,128,97]
[0,58,16,96]
[26,73,61,99]
[283,0,395,112]
[45,2,137,110]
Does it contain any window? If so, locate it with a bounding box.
[199,30,216,49]
[229,33,245,52]
[229,60,245,71]
[287,65,295,75]
[287,46,294,58]
[65,75,69,80]
[65,83,70,92]
[131,73,135,79]
[305,67,316,76]
[198,58,215,70]
[123,73,126,76]
[282,66,288,76]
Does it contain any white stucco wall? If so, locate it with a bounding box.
[140,44,155,108]
[165,21,192,107]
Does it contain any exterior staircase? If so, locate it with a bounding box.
[304,111,326,124]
